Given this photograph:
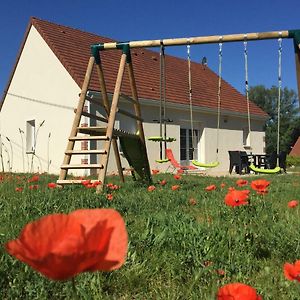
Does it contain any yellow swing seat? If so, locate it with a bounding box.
[155,158,170,163]
[249,164,281,174]
[192,160,220,168]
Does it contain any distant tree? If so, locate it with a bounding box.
[249,85,300,154]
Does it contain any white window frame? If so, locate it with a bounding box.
[26,120,36,154]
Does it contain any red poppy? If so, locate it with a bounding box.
[147,185,156,192]
[152,169,159,175]
[288,200,298,208]
[5,208,128,281]
[177,169,184,174]
[228,187,235,192]
[236,179,248,187]
[15,187,23,192]
[159,179,167,186]
[220,183,226,188]
[81,180,91,186]
[205,185,216,191]
[216,269,225,276]
[28,175,39,183]
[106,193,113,201]
[217,283,262,300]
[284,260,300,282]
[47,182,57,189]
[29,185,39,190]
[173,174,181,180]
[251,179,270,193]
[224,190,249,207]
[91,181,101,187]
[171,185,180,191]
[189,198,197,205]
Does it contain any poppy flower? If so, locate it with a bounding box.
[220,183,226,188]
[47,182,57,189]
[81,180,91,186]
[189,198,197,205]
[177,169,184,174]
[106,193,113,201]
[288,200,298,208]
[5,208,128,281]
[29,185,39,190]
[152,169,159,175]
[205,185,216,191]
[236,179,248,187]
[173,174,181,180]
[15,187,23,192]
[251,179,270,193]
[28,175,39,183]
[171,185,180,191]
[217,282,262,299]
[224,190,249,207]
[283,260,300,282]
[228,187,235,192]
[159,179,167,186]
[147,185,156,192]
[216,269,225,276]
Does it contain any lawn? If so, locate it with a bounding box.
[0,172,300,299]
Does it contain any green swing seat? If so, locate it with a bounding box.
[249,164,281,174]
[192,160,220,168]
[155,158,170,163]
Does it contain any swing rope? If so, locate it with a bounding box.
[244,35,252,149]
[189,41,220,168]
[159,42,165,161]
[248,35,282,174]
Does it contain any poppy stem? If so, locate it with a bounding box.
[71,277,79,299]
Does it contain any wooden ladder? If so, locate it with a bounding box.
[57,46,151,192]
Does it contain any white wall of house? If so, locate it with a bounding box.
[0,25,82,175]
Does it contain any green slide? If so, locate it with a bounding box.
[119,136,152,184]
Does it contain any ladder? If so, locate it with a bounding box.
[57,44,152,192]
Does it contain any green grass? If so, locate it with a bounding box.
[1,172,300,299]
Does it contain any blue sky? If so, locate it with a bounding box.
[1,0,300,99]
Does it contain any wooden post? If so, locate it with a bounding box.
[95,62,125,184]
[96,53,127,193]
[294,42,300,107]
[58,56,95,181]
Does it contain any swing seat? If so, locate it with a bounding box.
[148,136,176,142]
[155,158,170,163]
[249,164,281,174]
[192,160,220,168]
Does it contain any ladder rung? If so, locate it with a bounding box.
[81,111,108,123]
[57,179,102,185]
[117,108,143,121]
[61,164,104,169]
[69,136,109,141]
[65,150,107,155]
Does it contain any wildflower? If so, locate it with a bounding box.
[81,180,91,186]
[29,185,39,190]
[236,179,248,187]
[228,187,235,192]
[177,169,184,174]
[224,190,249,207]
[189,198,197,205]
[205,185,216,191]
[216,269,225,276]
[217,283,262,300]
[15,187,23,192]
[220,183,226,188]
[173,174,181,180]
[5,208,128,281]
[159,179,167,186]
[171,185,180,191]
[106,193,113,201]
[284,260,300,282]
[147,185,156,192]
[47,182,57,189]
[288,200,298,208]
[28,175,39,183]
[152,169,159,175]
[251,179,270,193]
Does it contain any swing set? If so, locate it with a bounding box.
[57,29,300,191]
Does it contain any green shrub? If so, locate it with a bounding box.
[286,155,300,167]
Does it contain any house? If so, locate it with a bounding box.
[0,17,268,176]
[289,136,300,157]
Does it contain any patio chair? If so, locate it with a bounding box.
[228,151,250,174]
[165,148,198,174]
[266,151,287,173]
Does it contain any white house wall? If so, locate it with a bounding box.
[0,26,82,175]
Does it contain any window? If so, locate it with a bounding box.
[180,128,199,161]
[26,120,35,153]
